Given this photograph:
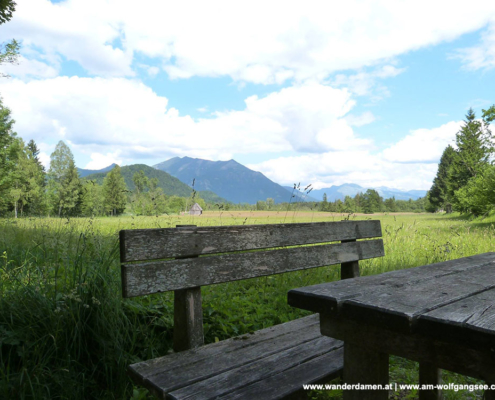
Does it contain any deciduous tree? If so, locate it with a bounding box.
[47,141,82,216]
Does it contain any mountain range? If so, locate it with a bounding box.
[153,157,315,204]
[77,164,118,178]
[78,157,426,204]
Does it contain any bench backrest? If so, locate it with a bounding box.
[120,220,384,351]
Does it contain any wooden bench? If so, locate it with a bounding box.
[120,220,384,399]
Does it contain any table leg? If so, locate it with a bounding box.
[343,341,389,400]
[484,383,495,400]
[419,362,443,400]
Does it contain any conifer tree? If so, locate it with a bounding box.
[427,145,455,212]
[103,165,127,215]
[9,138,47,217]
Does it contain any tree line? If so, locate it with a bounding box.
[248,189,426,213]
[427,106,495,216]
[0,98,210,217]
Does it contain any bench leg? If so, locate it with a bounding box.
[419,362,443,400]
[343,342,389,400]
[173,287,204,352]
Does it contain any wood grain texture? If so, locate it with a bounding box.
[288,253,495,316]
[320,314,495,383]
[120,220,382,262]
[168,336,343,400]
[128,314,320,383]
[340,260,495,333]
[340,239,360,279]
[418,287,495,351]
[122,239,384,297]
[128,314,344,399]
[220,348,344,399]
[173,287,204,352]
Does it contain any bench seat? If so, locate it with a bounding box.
[128,314,344,399]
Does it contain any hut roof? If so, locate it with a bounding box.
[190,203,203,211]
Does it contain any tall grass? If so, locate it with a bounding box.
[1,212,494,398]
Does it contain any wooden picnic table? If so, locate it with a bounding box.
[288,252,495,400]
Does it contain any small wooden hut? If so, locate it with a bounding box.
[189,203,203,216]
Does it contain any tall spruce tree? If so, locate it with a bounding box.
[427,145,456,212]
[48,141,82,216]
[103,165,127,215]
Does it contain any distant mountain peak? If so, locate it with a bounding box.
[77,163,118,178]
[153,156,315,204]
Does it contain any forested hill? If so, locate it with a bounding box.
[84,164,228,204]
[77,163,118,178]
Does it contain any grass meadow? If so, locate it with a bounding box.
[1,210,495,399]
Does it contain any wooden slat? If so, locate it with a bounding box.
[339,261,495,332]
[128,314,320,383]
[288,253,495,315]
[418,287,495,351]
[122,239,384,297]
[168,336,343,400]
[132,315,335,397]
[120,220,382,262]
[221,348,344,400]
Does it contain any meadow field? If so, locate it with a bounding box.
[1,210,494,399]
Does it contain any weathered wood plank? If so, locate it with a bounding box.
[288,253,495,316]
[168,336,343,400]
[122,239,384,297]
[172,226,204,353]
[221,348,344,399]
[320,314,495,383]
[120,220,382,262]
[129,314,320,385]
[341,239,360,279]
[134,316,341,397]
[339,261,495,332]
[173,287,204,352]
[418,287,495,351]
[343,342,389,400]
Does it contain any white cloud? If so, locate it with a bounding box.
[0,56,59,79]
[0,74,468,190]
[330,65,406,98]
[381,121,461,163]
[454,24,495,70]
[3,0,133,77]
[0,77,368,163]
[248,121,464,190]
[344,111,376,127]
[3,0,495,83]
[247,151,440,191]
[84,151,122,170]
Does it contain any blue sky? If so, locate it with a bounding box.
[1,0,495,190]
